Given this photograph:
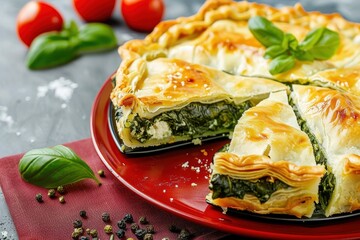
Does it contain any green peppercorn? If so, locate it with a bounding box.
[130,223,139,233]
[134,229,146,240]
[98,169,105,177]
[117,220,126,229]
[59,196,65,203]
[146,225,154,234]
[123,213,133,223]
[139,216,148,225]
[48,189,56,198]
[143,233,153,240]
[35,193,43,203]
[104,225,113,234]
[74,227,83,235]
[102,212,111,222]
[79,210,87,218]
[71,230,81,240]
[89,229,98,237]
[57,185,66,194]
[73,219,82,228]
[116,229,125,239]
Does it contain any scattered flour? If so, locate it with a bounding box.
[37,77,78,102]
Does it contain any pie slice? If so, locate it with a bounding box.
[291,84,360,216]
[111,57,287,149]
[206,90,325,218]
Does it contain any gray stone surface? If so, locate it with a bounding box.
[1,0,359,239]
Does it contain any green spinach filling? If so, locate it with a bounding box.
[288,94,335,213]
[210,174,289,203]
[125,100,253,143]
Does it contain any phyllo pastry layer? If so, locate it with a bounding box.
[292,85,360,216]
[207,91,325,218]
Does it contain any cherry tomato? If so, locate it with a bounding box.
[121,0,165,32]
[16,1,64,47]
[72,0,116,22]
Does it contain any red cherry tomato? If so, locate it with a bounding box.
[72,0,116,22]
[16,1,64,47]
[121,0,165,32]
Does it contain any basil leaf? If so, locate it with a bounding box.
[264,45,287,59]
[77,23,118,53]
[248,16,284,47]
[299,27,325,51]
[307,28,340,60]
[294,50,314,61]
[268,54,295,75]
[284,33,298,51]
[26,33,79,69]
[19,145,101,188]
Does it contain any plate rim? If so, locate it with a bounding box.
[90,76,360,240]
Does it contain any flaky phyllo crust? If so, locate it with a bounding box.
[110,0,360,218]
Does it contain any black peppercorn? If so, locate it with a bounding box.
[102,212,111,223]
[177,228,192,240]
[123,213,133,223]
[130,223,139,233]
[48,189,56,198]
[79,210,87,218]
[117,220,126,229]
[143,233,153,240]
[79,236,89,240]
[139,216,148,224]
[146,225,155,234]
[73,219,82,228]
[134,229,147,240]
[169,224,181,233]
[116,229,126,239]
[35,193,43,203]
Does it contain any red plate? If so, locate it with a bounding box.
[91,77,360,239]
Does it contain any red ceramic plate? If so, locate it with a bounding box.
[91,77,360,240]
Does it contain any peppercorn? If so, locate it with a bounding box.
[123,213,133,223]
[139,216,148,225]
[79,210,87,218]
[162,238,170,240]
[71,230,81,240]
[130,223,140,233]
[98,169,105,177]
[143,233,153,240]
[116,229,126,239]
[102,212,111,223]
[146,225,154,234]
[73,219,82,228]
[177,229,192,240]
[35,193,43,203]
[117,220,126,229]
[59,196,65,203]
[74,227,83,235]
[79,236,89,240]
[89,229,98,237]
[85,228,91,235]
[134,229,147,240]
[104,225,113,234]
[48,189,56,198]
[169,224,181,233]
[57,185,66,194]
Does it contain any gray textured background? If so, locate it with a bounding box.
[1,0,360,239]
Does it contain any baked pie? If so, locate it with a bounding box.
[110,0,360,218]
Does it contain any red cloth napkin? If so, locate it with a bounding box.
[0,138,231,240]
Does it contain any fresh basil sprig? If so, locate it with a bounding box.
[248,16,340,75]
[19,145,101,188]
[26,21,117,69]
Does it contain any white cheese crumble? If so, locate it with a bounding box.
[148,121,172,140]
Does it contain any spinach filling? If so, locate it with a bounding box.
[288,94,336,214]
[125,100,253,143]
[210,174,289,203]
